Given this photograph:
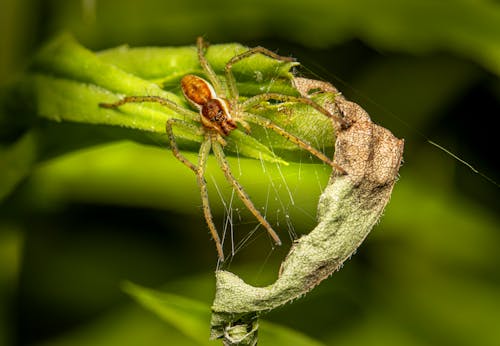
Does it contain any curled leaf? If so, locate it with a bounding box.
[210,78,404,344]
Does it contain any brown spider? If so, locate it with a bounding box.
[100,37,345,261]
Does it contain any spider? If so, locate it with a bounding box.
[100,37,346,261]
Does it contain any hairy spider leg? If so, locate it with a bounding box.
[101,96,227,259]
[99,95,198,121]
[224,46,296,101]
[211,137,282,246]
[241,112,346,174]
[165,118,283,258]
[166,119,225,260]
[212,42,347,172]
[165,118,202,172]
[196,37,224,96]
[197,137,226,261]
[242,93,348,130]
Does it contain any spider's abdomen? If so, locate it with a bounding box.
[181,75,217,108]
[201,98,237,136]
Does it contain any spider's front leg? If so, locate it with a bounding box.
[223,46,296,101]
[99,95,198,121]
[165,118,201,173]
[196,37,224,96]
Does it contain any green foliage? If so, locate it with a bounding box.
[1,33,337,204]
[26,33,303,161]
[123,282,215,345]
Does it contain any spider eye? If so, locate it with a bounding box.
[202,99,227,123]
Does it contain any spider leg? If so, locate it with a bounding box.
[166,118,203,173]
[100,95,198,121]
[166,119,225,260]
[211,139,282,247]
[241,93,347,130]
[224,47,295,101]
[236,118,251,134]
[197,136,225,261]
[196,37,224,96]
[241,112,346,174]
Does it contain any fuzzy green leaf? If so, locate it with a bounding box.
[97,44,297,95]
[18,33,337,167]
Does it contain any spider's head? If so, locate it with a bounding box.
[201,98,237,136]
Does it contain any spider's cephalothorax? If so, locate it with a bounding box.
[99,37,346,261]
[181,74,237,136]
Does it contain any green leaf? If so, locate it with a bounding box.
[0,131,37,201]
[123,282,325,346]
[39,303,203,346]
[123,282,213,345]
[259,321,325,346]
[32,33,168,97]
[15,33,336,167]
[97,44,297,95]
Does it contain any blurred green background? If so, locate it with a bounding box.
[1,0,499,345]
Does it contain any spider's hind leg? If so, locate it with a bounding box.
[240,91,347,173]
[241,112,346,174]
[241,93,347,130]
[211,139,282,247]
[196,137,226,261]
[166,119,225,261]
